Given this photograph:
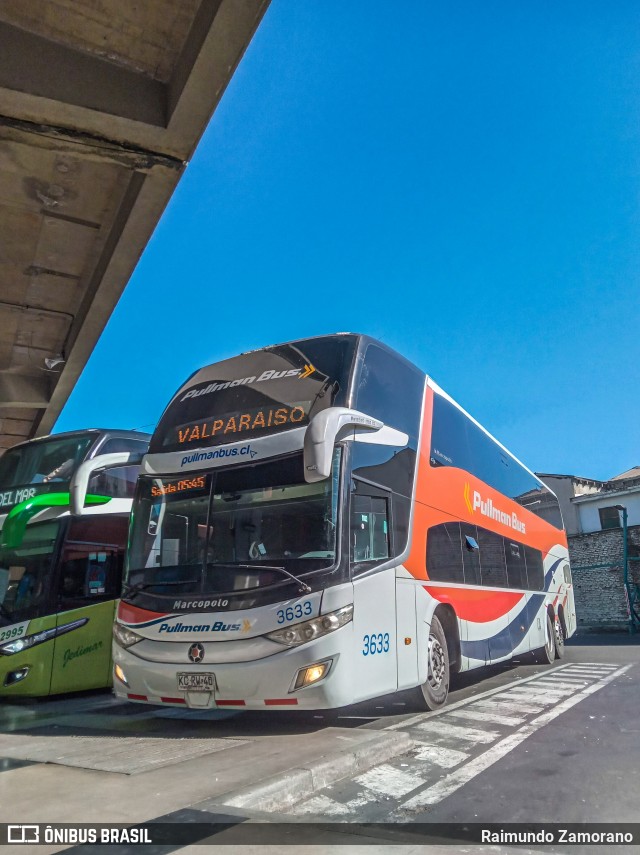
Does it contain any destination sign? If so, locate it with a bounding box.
[150,476,207,498]
[170,402,311,448]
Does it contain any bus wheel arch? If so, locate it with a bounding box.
[554,605,566,659]
[415,605,458,710]
[534,606,556,664]
[434,603,461,675]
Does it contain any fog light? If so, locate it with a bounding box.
[4,667,29,686]
[114,664,129,686]
[293,660,331,691]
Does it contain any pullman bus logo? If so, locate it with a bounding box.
[464,483,526,534]
[463,482,474,515]
[180,364,317,402]
[299,363,315,379]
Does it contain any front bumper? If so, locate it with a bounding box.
[112,627,354,710]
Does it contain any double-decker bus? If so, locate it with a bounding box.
[0,429,149,696]
[113,335,575,711]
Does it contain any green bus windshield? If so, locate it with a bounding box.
[0,435,95,491]
[0,521,60,624]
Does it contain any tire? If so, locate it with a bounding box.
[534,612,556,664]
[554,615,565,659]
[416,615,450,710]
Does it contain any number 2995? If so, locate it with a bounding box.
[362,632,390,655]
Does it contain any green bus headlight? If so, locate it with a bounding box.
[1,627,57,656]
[0,619,88,656]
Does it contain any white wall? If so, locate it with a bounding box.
[576,491,640,534]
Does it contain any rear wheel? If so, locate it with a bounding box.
[534,612,556,664]
[554,615,565,659]
[417,615,450,710]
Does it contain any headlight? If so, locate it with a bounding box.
[266,604,353,647]
[113,622,143,649]
[0,618,87,656]
[0,627,57,656]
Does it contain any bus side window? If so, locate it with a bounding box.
[426,523,464,583]
[350,489,390,572]
[460,522,481,585]
[524,545,544,590]
[477,528,508,588]
[505,541,527,589]
[59,549,121,603]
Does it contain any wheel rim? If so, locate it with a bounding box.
[427,634,446,690]
[545,616,554,656]
[555,619,564,647]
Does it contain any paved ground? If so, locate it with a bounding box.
[0,633,638,854]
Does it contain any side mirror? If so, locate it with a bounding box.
[70,452,143,514]
[303,408,383,483]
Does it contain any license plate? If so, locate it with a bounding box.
[177,672,215,692]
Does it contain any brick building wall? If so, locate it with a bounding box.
[568,525,640,628]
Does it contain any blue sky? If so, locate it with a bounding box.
[55,1,640,481]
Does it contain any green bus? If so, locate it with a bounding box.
[0,429,149,697]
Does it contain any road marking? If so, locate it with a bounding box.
[289,662,628,821]
[412,720,500,744]
[563,668,617,675]
[519,685,577,699]
[387,663,577,731]
[533,680,584,692]
[494,689,559,703]
[445,708,525,727]
[394,665,631,816]
[473,699,547,717]
[490,691,553,705]
[411,744,469,768]
[291,794,354,816]
[354,764,426,798]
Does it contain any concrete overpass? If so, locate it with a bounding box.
[0,0,269,452]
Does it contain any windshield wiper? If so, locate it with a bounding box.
[235,564,312,594]
[122,579,199,600]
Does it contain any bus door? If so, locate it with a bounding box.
[349,486,397,701]
[49,519,126,694]
[395,577,419,689]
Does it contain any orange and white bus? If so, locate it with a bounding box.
[113,334,575,710]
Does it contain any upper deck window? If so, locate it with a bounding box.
[0,435,95,490]
[430,393,563,530]
[99,438,148,456]
[356,344,424,439]
[150,338,357,454]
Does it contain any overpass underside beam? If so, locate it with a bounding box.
[0,0,270,450]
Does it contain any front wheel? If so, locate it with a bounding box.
[534,612,556,664]
[416,615,450,710]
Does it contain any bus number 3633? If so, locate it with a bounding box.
[276,601,313,623]
[362,633,390,655]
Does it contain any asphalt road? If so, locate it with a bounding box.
[266,633,640,853]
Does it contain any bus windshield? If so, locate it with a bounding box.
[0,435,95,489]
[0,521,59,624]
[127,451,341,596]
